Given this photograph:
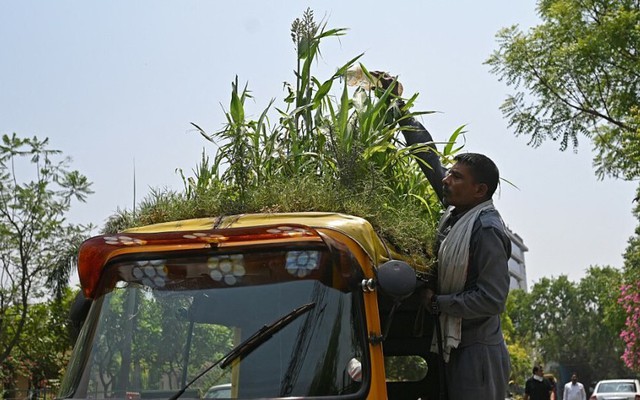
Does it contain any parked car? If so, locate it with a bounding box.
[589,379,640,400]
[204,383,232,399]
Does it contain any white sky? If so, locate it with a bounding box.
[1,1,637,288]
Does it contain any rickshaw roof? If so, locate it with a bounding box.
[78,212,408,298]
[124,212,393,265]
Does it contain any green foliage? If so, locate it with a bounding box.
[623,186,640,284]
[502,292,533,386]
[486,0,640,181]
[89,288,233,393]
[619,186,640,371]
[576,266,628,377]
[108,9,458,270]
[489,3,640,373]
[1,288,76,395]
[383,356,428,382]
[506,268,630,383]
[0,133,93,376]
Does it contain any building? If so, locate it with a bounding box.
[506,228,528,291]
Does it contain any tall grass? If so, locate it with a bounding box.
[105,9,462,270]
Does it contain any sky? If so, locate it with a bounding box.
[1,1,638,288]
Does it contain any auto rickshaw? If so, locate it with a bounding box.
[60,212,440,399]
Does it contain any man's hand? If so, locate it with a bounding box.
[422,288,439,314]
[370,71,403,97]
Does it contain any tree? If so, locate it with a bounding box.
[576,266,629,379]
[620,187,640,372]
[0,134,92,372]
[1,288,77,392]
[526,276,582,364]
[502,291,533,386]
[506,270,630,383]
[486,0,640,180]
[487,0,640,376]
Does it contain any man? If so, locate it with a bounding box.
[524,366,554,400]
[376,74,511,399]
[426,152,511,400]
[563,372,586,400]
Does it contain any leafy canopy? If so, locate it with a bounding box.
[506,267,630,383]
[486,0,640,180]
[0,133,92,380]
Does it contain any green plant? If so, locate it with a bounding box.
[0,133,92,377]
[109,9,465,269]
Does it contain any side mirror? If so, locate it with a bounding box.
[376,260,417,301]
[372,260,418,343]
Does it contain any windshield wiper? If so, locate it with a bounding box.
[168,302,316,400]
[219,302,316,368]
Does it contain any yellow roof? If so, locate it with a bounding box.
[125,212,399,266]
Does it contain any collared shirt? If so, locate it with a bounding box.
[563,381,586,400]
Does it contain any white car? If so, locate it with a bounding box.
[590,379,640,400]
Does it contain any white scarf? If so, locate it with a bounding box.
[431,199,495,362]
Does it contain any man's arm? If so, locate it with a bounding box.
[371,73,446,204]
[396,114,446,204]
[523,379,532,400]
[389,99,445,298]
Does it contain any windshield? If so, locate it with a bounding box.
[60,247,368,399]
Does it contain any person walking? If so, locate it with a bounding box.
[374,73,511,400]
[563,372,586,400]
[524,365,554,400]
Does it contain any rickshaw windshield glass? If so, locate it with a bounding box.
[60,248,367,399]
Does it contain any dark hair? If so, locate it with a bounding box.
[453,153,500,198]
[533,365,541,374]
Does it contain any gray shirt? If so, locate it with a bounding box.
[437,208,511,347]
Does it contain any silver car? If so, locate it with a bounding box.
[204,383,232,399]
[590,379,640,400]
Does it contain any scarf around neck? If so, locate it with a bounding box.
[431,199,495,362]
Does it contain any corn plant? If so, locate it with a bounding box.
[110,9,465,269]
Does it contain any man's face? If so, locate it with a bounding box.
[571,374,578,383]
[442,162,487,211]
[536,368,544,377]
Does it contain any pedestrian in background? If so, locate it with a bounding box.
[524,365,554,400]
[547,376,557,400]
[563,372,586,400]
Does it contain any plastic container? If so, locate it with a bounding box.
[345,65,377,90]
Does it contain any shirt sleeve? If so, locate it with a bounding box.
[397,116,446,204]
[436,226,510,318]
